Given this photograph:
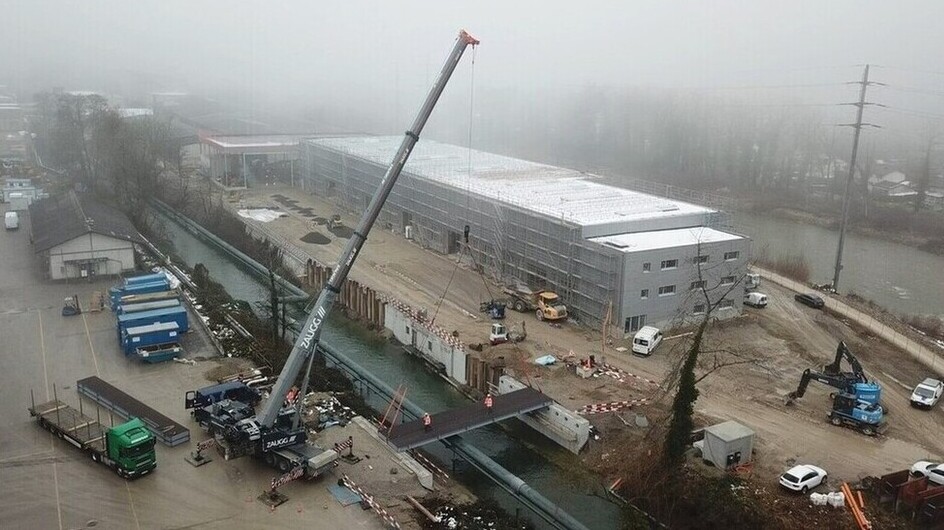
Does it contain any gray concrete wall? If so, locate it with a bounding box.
[498,375,590,454]
[385,301,467,385]
[618,237,751,335]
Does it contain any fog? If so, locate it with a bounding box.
[4,1,944,185]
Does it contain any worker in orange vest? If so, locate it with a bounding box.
[423,412,432,432]
[484,393,494,414]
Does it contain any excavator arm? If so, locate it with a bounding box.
[824,341,866,382]
[787,368,855,403]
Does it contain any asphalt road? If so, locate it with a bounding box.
[0,208,382,530]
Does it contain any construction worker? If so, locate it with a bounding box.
[423,412,432,432]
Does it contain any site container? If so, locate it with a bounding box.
[120,321,182,355]
[116,306,188,340]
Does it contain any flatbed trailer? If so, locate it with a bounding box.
[77,376,190,446]
[28,397,156,478]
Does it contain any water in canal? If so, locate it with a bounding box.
[152,212,621,530]
[735,212,944,317]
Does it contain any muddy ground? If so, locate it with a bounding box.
[231,184,943,499]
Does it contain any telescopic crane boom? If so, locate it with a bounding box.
[253,30,479,436]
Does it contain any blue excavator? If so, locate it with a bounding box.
[787,341,887,436]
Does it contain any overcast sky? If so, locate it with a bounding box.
[2,1,942,136]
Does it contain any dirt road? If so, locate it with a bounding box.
[231,184,943,485]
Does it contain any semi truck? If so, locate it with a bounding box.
[29,395,156,478]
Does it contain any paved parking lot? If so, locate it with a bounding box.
[0,209,384,529]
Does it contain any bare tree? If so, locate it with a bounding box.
[663,243,771,468]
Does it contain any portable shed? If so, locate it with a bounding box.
[702,420,754,469]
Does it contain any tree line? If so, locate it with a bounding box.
[31,92,180,220]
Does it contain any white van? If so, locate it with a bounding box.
[632,326,663,356]
[744,292,768,308]
[4,211,19,230]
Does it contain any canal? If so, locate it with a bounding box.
[735,212,944,317]
[151,210,622,530]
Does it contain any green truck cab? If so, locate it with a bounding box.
[29,400,157,479]
[102,418,157,478]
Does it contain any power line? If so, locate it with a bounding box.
[872,64,944,78]
[695,82,850,91]
[879,85,944,98]
[872,106,944,121]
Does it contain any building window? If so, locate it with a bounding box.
[640,289,649,299]
[625,314,647,333]
[660,259,678,270]
[693,255,709,265]
[719,299,734,309]
[658,285,676,296]
[693,303,706,315]
[724,251,740,261]
[690,280,706,290]
[721,276,735,286]
[642,262,651,273]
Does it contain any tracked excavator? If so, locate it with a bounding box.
[786,341,887,436]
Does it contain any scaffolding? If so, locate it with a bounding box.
[299,137,727,328]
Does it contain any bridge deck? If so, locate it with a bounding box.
[385,387,551,451]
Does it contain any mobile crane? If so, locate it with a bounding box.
[786,341,887,436]
[192,30,480,477]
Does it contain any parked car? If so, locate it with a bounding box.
[910,461,944,485]
[744,292,768,308]
[4,211,18,230]
[794,293,825,309]
[910,378,944,409]
[779,464,827,493]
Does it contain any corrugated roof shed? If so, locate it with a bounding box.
[29,191,143,252]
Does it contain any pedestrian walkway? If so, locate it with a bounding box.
[385,387,552,451]
[756,267,943,372]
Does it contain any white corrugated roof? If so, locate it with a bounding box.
[307,136,714,230]
[589,226,744,253]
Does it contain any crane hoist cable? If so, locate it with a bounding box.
[431,47,476,324]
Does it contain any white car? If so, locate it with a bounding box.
[779,464,827,493]
[910,378,944,409]
[910,461,944,485]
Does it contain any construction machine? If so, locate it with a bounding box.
[488,320,526,346]
[503,286,567,322]
[786,341,887,435]
[189,30,480,479]
[62,294,82,317]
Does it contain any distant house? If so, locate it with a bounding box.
[871,179,916,199]
[926,188,944,210]
[880,171,907,184]
[28,191,143,280]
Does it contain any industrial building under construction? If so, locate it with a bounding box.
[300,136,750,335]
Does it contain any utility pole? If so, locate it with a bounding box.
[832,64,878,292]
